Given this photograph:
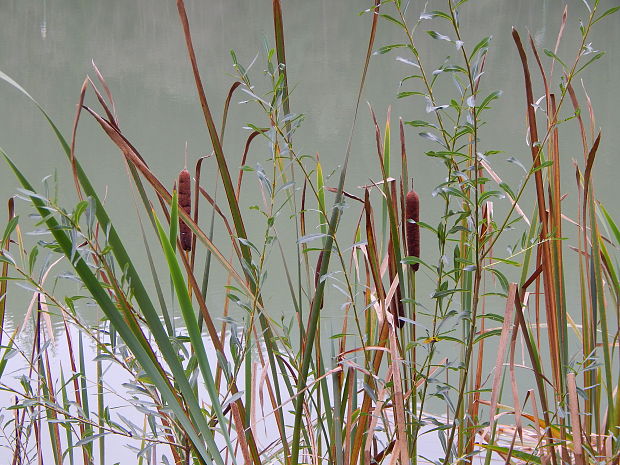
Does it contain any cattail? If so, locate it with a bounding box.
[178,168,192,252]
[406,189,420,271]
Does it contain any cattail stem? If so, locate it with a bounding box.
[406,189,420,271]
[178,168,193,252]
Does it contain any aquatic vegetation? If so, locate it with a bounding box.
[0,0,618,464]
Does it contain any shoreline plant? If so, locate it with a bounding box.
[0,1,618,464]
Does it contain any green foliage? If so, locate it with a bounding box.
[0,1,618,464]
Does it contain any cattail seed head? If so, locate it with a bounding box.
[178,169,192,252]
[406,189,420,271]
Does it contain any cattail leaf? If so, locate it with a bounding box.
[170,189,179,251]
[383,116,391,177]
[316,159,327,239]
[0,72,245,460]
[2,151,215,463]
[152,210,237,461]
[599,203,620,245]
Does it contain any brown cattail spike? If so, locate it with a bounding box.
[406,189,420,271]
[178,169,192,252]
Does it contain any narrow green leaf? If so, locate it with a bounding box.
[427,30,451,42]
[2,150,217,464]
[599,203,620,245]
[543,49,568,69]
[380,14,405,28]
[479,90,502,110]
[375,43,407,54]
[404,120,436,128]
[478,443,541,463]
[489,268,510,294]
[1,216,18,246]
[474,329,502,343]
[469,36,491,60]
[398,91,426,99]
[423,10,452,20]
[499,182,516,200]
[153,211,237,463]
[433,288,466,298]
[170,189,179,251]
[575,51,605,75]
[316,160,327,239]
[593,6,620,24]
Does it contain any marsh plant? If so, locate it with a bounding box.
[0,0,619,464]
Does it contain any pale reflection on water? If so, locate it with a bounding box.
[1,323,506,463]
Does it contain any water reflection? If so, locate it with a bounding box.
[40,0,47,40]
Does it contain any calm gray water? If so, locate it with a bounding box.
[0,0,619,462]
[1,0,619,326]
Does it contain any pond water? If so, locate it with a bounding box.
[1,0,619,325]
[0,0,619,462]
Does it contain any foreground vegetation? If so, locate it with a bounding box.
[1,0,619,463]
